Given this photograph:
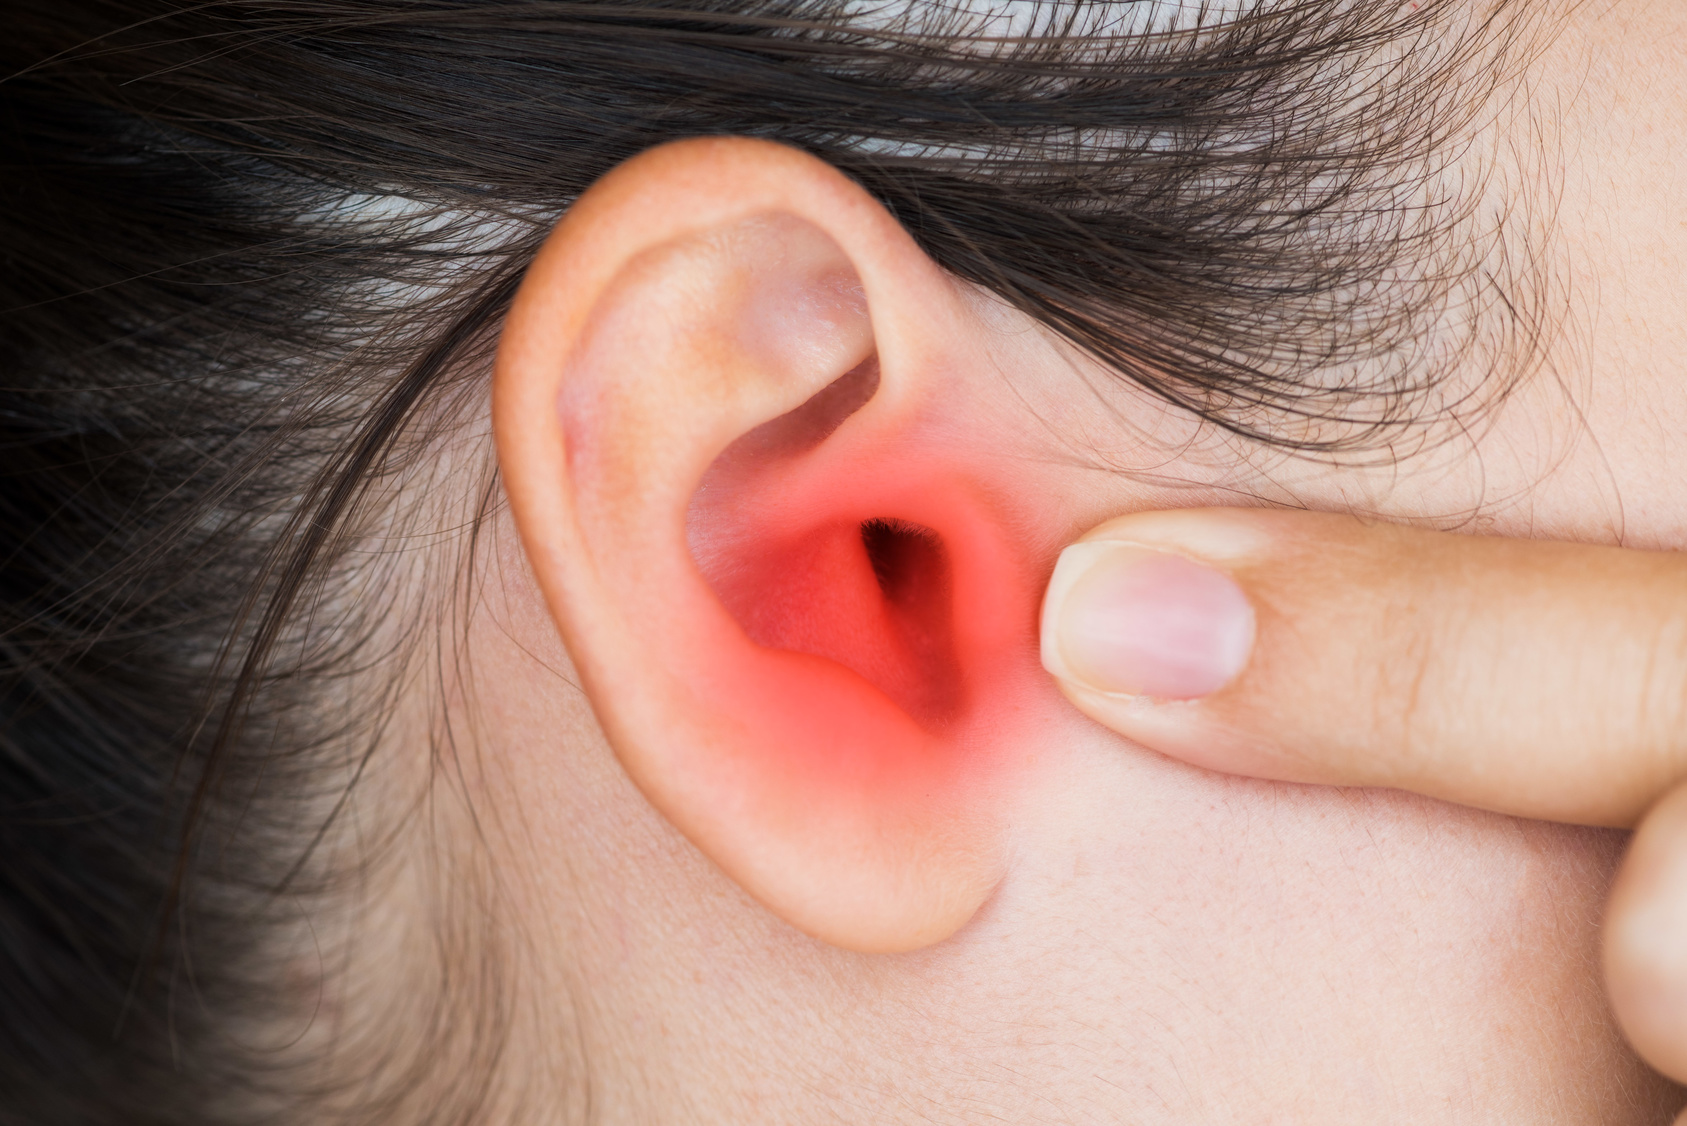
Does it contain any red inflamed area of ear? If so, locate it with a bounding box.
[687,369,1037,796]
[560,356,1044,952]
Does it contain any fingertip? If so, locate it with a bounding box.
[1040,539,1255,702]
[1606,782,1687,1084]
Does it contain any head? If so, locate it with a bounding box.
[4,0,1685,1121]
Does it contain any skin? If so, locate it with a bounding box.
[330,1,1687,1121]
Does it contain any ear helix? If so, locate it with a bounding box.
[495,140,1042,952]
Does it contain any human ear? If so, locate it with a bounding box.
[494,138,1046,952]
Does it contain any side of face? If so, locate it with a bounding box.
[359,3,1687,1120]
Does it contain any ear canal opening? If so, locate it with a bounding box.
[688,362,967,730]
[859,517,963,724]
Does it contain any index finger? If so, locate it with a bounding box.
[1039,508,1687,827]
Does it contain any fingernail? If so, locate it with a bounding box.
[1041,542,1255,700]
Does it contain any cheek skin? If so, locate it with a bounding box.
[987,736,1665,1122]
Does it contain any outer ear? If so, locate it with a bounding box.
[494,138,1042,952]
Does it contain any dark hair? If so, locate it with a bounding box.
[1,1,1556,1121]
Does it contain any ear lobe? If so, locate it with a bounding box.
[494,139,1042,952]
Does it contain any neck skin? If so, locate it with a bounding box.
[317,2,1687,1120]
